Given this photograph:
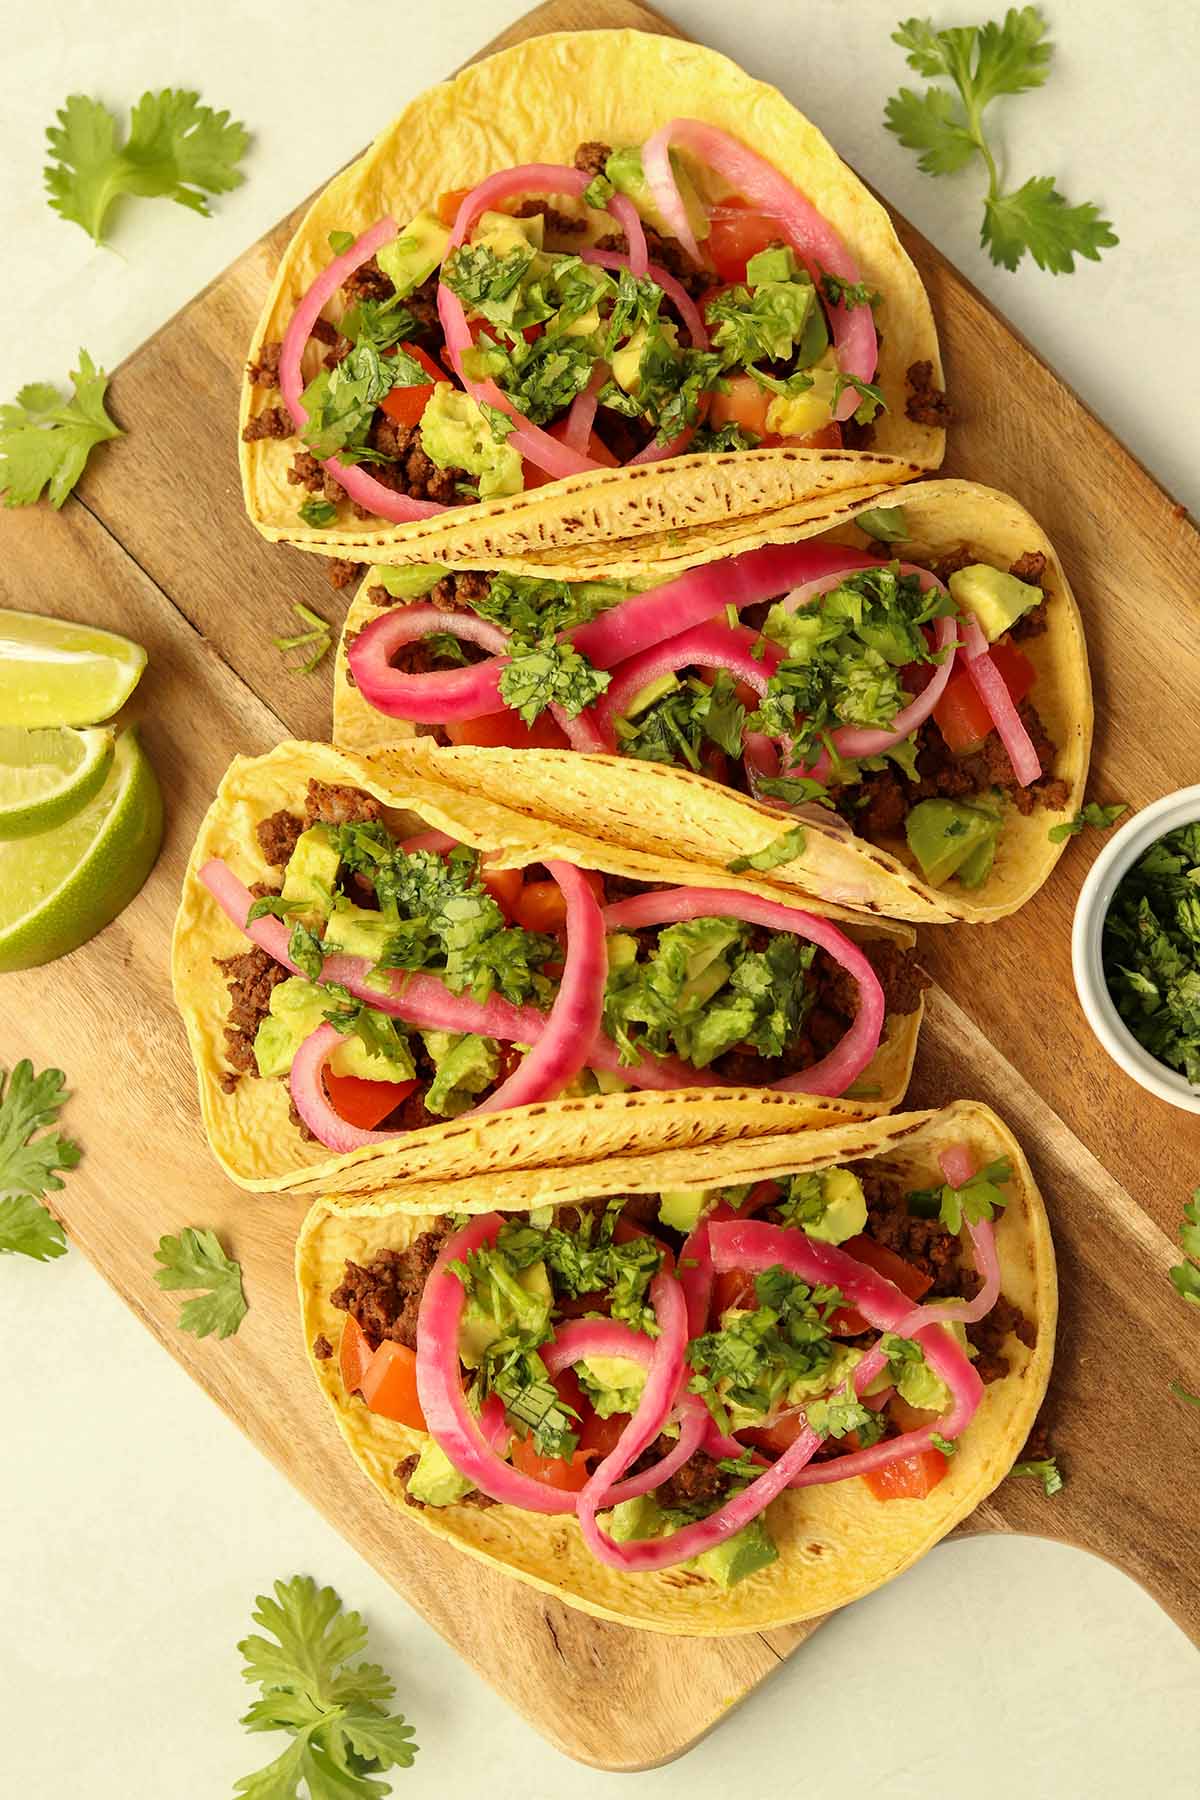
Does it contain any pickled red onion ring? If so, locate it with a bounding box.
[579,250,709,348]
[347,604,510,722]
[890,1147,1002,1334]
[277,217,446,522]
[399,828,459,853]
[639,120,877,419]
[960,612,1042,785]
[601,887,885,1098]
[676,1201,734,1337]
[289,1022,403,1151]
[562,365,607,454]
[590,622,783,754]
[606,194,649,277]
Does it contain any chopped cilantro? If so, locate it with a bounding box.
[582,172,614,209]
[273,602,332,675]
[885,10,1117,273]
[1170,1381,1200,1408]
[931,1432,958,1455]
[751,774,834,808]
[328,229,354,255]
[1010,1456,1063,1496]
[907,1157,1013,1232]
[1,352,121,508]
[687,1264,843,1433]
[498,635,610,723]
[288,921,325,981]
[820,273,881,312]
[1169,1188,1200,1308]
[728,825,807,873]
[690,422,762,453]
[299,343,395,461]
[1102,822,1200,1083]
[153,1226,247,1339]
[297,494,337,529]
[617,670,746,771]
[0,1061,79,1261]
[1047,800,1128,844]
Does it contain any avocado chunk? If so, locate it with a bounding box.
[893,1345,951,1413]
[605,145,710,244]
[692,1518,778,1589]
[803,1167,868,1245]
[658,1188,711,1233]
[470,207,544,256]
[905,798,1001,887]
[605,931,639,975]
[955,830,998,890]
[376,210,451,299]
[610,321,680,398]
[420,1030,500,1118]
[419,386,523,498]
[321,895,395,963]
[458,1260,552,1368]
[606,1494,666,1543]
[578,1354,647,1417]
[252,977,416,1083]
[405,1438,475,1507]
[620,671,681,721]
[280,825,340,923]
[948,563,1040,641]
[365,562,449,599]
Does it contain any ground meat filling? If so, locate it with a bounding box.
[255,809,304,867]
[216,947,290,1078]
[242,405,292,442]
[247,341,282,388]
[313,1335,333,1360]
[331,1229,449,1351]
[904,359,952,427]
[513,198,586,238]
[303,779,383,828]
[327,558,365,590]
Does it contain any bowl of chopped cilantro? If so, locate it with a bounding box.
[1072,787,1200,1112]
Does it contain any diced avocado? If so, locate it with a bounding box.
[765,368,838,438]
[894,1348,950,1413]
[804,1167,867,1245]
[606,1494,667,1543]
[365,562,449,599]
[420,386,523,498]
[280,825,340,922]
[252,977,416,1083]
[605,931,640,974]
[622,672,681,720]
[405,1437,475,1507]
[786,1342,860,1403]
[578,1354,647,1417]
[376,210,451,299]
[745,246,797,287]
[470,207,545,256]
[905,798,1001,887]
[458,1260,553,1368]
[593,1065,631,1094]
[691,1518,778,1589]
[658,1188,711,1233]
[605,145,710,244]
[420,1030,500,1118]
[948,563,1040,642]
[322,896,394,963]
[611,321,680,397]
[955,831,997,890]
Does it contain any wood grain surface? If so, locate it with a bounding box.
[3,0,1200,1771]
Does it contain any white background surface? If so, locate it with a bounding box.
[3,3,1198,1796]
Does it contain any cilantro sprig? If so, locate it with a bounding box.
[1010,1456,1063,1495]
[1,352,121,508]
[46,89,249,246]
[885,9,1118,273]
[153,1226,248,1339]
[273,602,333,676]
[1047,800,1127,844]
[728,825,807,875]
[0,1061,80,1261]
[1169,1190,1200,1309]
[235,1575,418,1798]
[907,1157,1013,1233]
[1102,822,1200,1083]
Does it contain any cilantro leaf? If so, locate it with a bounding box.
[273,602,332,676]
[728,824,807,874]
[498,635,610,724]
[45,89,249,246]
[1010,1456,1063,1495]
[0,1060,79,1257]
[235,1575,418,1798]
[1047,800,1128,844]
[1170,1261,1200,1309]
[1180,1191,1200,1262]
[1170,1381,1200,1408]
[297,495,337,529]
[0,1194,68,1262]
[153,1226,247,1339]
[885,10,1117,276]
[1102,824,1200,1083]
[0,352,121,508]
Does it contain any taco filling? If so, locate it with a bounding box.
[344,537,1069,892]
[322,1146,1032,1583]
[202,778,928,1150]
[242,129,928,528]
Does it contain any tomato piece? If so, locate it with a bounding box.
[513,870,607,934]
[863,1446,948,1501]
[436,187,472,227]
[707,197,784,283]
[445,710,571,750]
[360,1340,427,1428]
[707,373,771,438]
[339,1315,375,1396]
[577,1407,630,1465]
[380,382,434,428]
[510,1434,592,1491]
[842,1235,932,1303]
[323,1071,419,1131]
[711,1267,757,1321]
[480,864,524,919]
[741,1410,810,1457]
[770,422,844,450]
[933,639,1037,754]
[395,341,449,385]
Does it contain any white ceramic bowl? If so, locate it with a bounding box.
[1072,784,1200,1113]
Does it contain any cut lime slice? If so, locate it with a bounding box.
[0,727,163,972]
[0,610,148,727]
[0,725,115,838]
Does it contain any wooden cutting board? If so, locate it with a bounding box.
[4,0,1199,1771]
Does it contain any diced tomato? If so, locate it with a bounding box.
[436,187,472,227]
[697,667,758,712]
[480,864,524,919]
[711,1267,757,1321]
[700,745,730,785]
[741,1179,784,1217]
[707,197,784,284]
[741,1410,810,1457]
[827,1236,931,1336]
[933,640,1036,755]
[863,1446,948,1501]
[707,373,771,438]
[339,1315,375,1396]
[323,1071,419,1132]
[379,341,451,428]
[510,1434,592,1491]
[359,1340,427,1428]
[577,1407,630,1465]
[772,422,843,450]
[512,870,607,934]
[445,711,571,750]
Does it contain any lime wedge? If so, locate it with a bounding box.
[0,727,163,972]
[0,725,115,838]
[0,610,148,727]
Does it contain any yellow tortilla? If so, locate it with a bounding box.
[335,480,1091,923]
[241,29,943,569]
[297,1100,1055,1634]
[172,740,925,1194]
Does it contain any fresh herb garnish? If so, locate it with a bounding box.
[931,1432,958,1455]
[0,1061,79,1261]
[273,602,332,675]
[885,9,1117,273]
[153,1226,247,1339]
[288,922,326,982]
[728,824,807,874]
[1102,822,1200,1083]
[298,494,338,529]
[687,1265,843,1434]
[1170,1381,1200,1407]
[498,636,610,724]
[820,273,881,312]
[235,1575,418,1798]
[45,89,250,246]
[907,1157,1013,1232]
[1047,800,1128,843]
[1010,1456,1063,1495]
[1169,1190,1200,1308]
[1,352,121,508]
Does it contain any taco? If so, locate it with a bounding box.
[172,742,929,1194]
[240,29,945,575]
[333,480,1091,924]
[297,1099,1054,1634]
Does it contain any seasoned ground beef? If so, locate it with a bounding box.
[242,405,293,443]
[926,545,974,581]
[574,140,612,176]
[1009,599,1048,642]
[1008,550,1047,586]
[858,1166,965,1295]
[966,1294,1036,1383]
[287,1091,317,1142]
[364,419,467,506]
[432,569,491,608]
[593,228,710,299]
[327,558,364,589]
[840,416,877,451]
[331,1228,448,1350]
[216,947,290,1075]
[654,1450,728,1510]
[247,341,282,387]
[313,1335,333,1360]
[343,255,395,303]
[304,779,382,827]
[828,939,930,1019]
[394,1454,497,1508]
[287,449,338,500]
[593,410,657,462]
[904,359,952,428]
[255,809,304,867]
[402,272,445,351]
[514,198,586,237]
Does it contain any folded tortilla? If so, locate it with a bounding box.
[241,29,943,571]
[335,479,1091,923]
[297,1100,1055,1634]
[172,740,925,1194]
